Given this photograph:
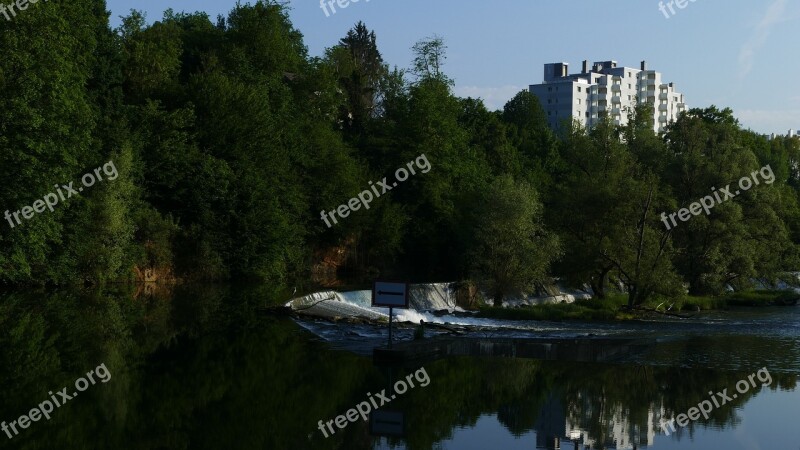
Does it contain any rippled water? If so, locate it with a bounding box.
[0,287,797,449]
[296,304,800,449]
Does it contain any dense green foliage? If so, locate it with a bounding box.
[2,1,800,306]
[478,290,800,321]
[478,296,626,321]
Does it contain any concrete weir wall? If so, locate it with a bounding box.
[408,283,457,310]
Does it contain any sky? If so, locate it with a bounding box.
[105,0,800,134]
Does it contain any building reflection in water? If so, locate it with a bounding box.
[533,392,662,449]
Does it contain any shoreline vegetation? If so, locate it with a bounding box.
[475,290,800,322]
[3,1,800,316]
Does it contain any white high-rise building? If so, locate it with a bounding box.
[529,60,687,133]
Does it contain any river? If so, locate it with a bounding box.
[0,285,797,449]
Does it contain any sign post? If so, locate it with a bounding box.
[372,281,409,350]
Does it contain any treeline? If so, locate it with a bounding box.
[1,1,799,306]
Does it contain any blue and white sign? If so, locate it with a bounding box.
[372,281,409,308]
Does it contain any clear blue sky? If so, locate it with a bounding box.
[106,0,800,134]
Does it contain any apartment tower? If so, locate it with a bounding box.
[529,60,687,133]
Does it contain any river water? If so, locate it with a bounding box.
[0,285,797,449]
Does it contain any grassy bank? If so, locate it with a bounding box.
[679,290,800,309]
[475,290,799,322]
[476,295,630,322]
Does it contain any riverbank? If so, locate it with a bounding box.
[476,290,800,322]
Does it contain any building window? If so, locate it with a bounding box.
[578,99,581,104]
[578,87,582,92]
[548,87,552,92]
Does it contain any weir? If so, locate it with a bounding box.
[286,283,460,322]
[287,283,594,324]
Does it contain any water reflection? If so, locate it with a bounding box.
[0,287,796,449]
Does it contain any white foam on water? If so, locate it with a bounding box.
[286,284,587,330]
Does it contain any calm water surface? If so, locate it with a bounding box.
[0,286,797,449]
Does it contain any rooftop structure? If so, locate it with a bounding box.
[529,60,687,133]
